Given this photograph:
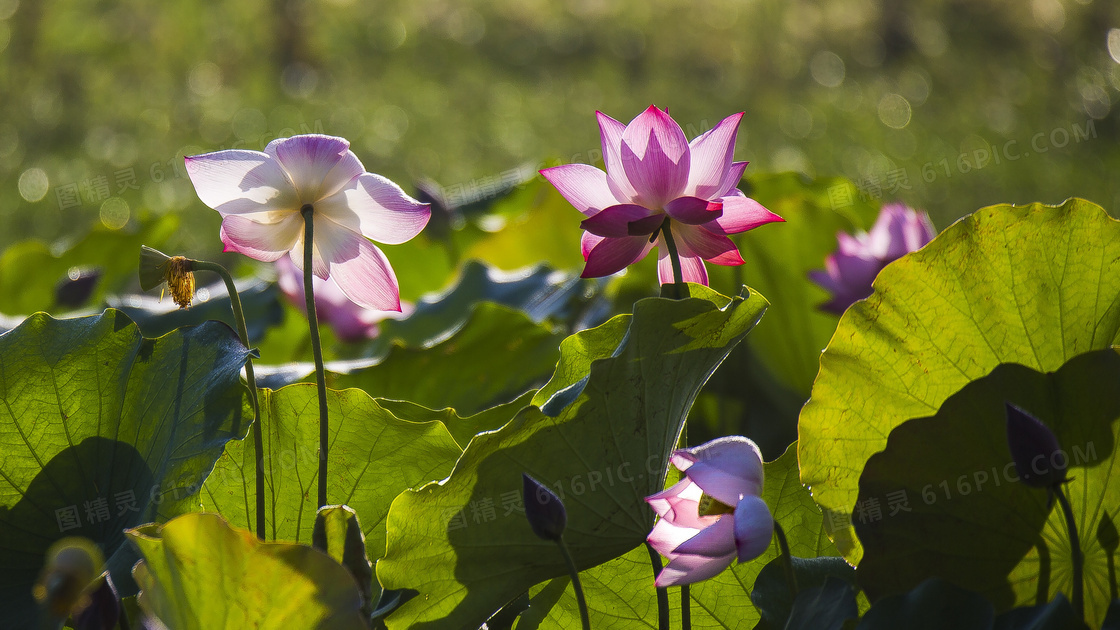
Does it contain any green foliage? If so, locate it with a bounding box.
[854,578,994,630]
[377,284,767,628]
[855,348,1120,626]
[128,513,367,629]
[0,216,178,315]
[185,383,463,597]
[517,442,843,628]
[327,303,562,416]
[0,310,250,627]
[710,172,880,396]
[752,556,857,629]
[313,505,376,619]
[799,199,1120,563]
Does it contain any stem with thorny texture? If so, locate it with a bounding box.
[301,205,330,509]
[658,218,684,295]
[1053,484,1084,622]
[190,259,264,540]
[557,537,591,630]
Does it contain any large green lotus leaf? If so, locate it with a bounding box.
[0,215,178,315]
[798,199,1120,562]
[128,512,367,629]
[327,303,563,416]
[377,284,768,629]
[368,260,601,353]
[854,349,1120,626]
[377,390,536,450]
[708,173,879,395]
[0,310,250,627]
[184,384,463,577]
[517,442,841,629]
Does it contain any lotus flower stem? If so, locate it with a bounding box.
[681,584,691,630]
[1052,484,1083,622]
[659,218,684,294]
[190,259,265,540]
[301,206,330,509]
[557,537,591,630]
[645,541,670,630]
[773,521,798,598]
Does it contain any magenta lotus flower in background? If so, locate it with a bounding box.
[273,256,411,342]
[541,106,783,285]
[809,202,936,314]
[646,436,774,587]
[184,134,431,311]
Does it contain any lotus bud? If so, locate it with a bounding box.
[70,571,120,630]
[523,473,567,541]
[1005,402,1067,488]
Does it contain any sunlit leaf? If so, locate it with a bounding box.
[377,284,768,629]
[182,383,463,605]
[0,310,250,627]
[128,513,367,629]
[799,199,1120,563]
[855,349,1120,626]
[518,442,843,629]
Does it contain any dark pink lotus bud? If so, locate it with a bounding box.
[1006,402,1067,488]
[523,473,567,541]
[71,572,119,630]
[809,203,936,314]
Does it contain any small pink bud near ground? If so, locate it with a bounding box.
[645,436,774,587]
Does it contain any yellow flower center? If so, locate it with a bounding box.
[697,493,736,517]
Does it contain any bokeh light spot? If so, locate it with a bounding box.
[810,51,846,88]
[1108,29,1120,64]
[99,198,130,230]
[18,168,49,202]
[878,94,912,129]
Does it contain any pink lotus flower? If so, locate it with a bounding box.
[273,256,411,342]
[184,134,430,311]
[646,436,774,587]
[809,203,936,314]
[541,106,783,285]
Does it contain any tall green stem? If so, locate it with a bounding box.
[659,218,685,297]
[645,542,669,630]
[557,537,591,630]
[774,521,799,598]
[190,259,264,540]
[301,205,330,509]
[1053,485,1083,622]
[681,584,691,630]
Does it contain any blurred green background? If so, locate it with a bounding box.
[2,0,1118,256]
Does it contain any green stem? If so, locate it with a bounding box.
[191,259,264,540]
[659,218,685,297]
[1053,485,1083,622]
[645,542,669,630]
[773,521,798,599]
[301,205,330,510]
[681,584,691,630]
[557,537,591,630]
